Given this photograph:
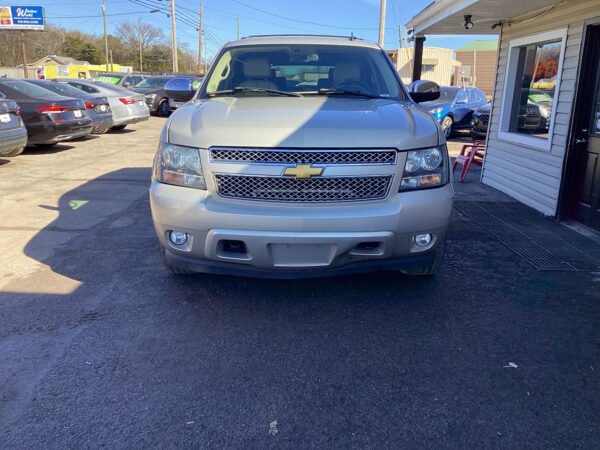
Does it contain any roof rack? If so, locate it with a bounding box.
[241,33,362,41]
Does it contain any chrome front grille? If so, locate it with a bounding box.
[210,148,397,165]
[214,174,392,202]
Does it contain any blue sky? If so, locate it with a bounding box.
[8,0,496,59]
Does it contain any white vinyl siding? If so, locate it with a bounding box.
[483,0,600,216]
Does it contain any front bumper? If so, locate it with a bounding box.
[150,181,454,277]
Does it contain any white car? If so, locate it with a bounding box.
[150,35,453,278]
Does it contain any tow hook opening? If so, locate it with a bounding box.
[218,240,251,260]
[350,241,385,256]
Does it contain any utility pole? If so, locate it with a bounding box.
[110,50,114,72]
[170,0,178,73]
[378,0,386,48]
[139,32,143,73]
[102,0,109,70]
[20,31,28,78]
[198,2,203,75]
[237,16,239,40]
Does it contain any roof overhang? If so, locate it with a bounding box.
[406,0,563,36]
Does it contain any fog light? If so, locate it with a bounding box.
[169,230,188,245]
[414,233,432,247]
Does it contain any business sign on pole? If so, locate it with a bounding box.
[0,6,45,30]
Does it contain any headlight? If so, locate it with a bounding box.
[399,146,447,191]
[153,141,206,189]
[430,107,444,115]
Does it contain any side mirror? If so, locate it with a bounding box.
[165,77,195,101]
[123,82,130,88]
[409,80,440,103]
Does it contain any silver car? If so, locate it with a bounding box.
[50,79,150,130]
[150,36,453,278]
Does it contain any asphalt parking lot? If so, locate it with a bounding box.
[1,118,599,448]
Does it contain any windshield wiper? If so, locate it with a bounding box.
[208,87,301,97]
[316,88,382,99]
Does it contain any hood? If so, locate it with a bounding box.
[167,96,441,150]
[420,100,451,111]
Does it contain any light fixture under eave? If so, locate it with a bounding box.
[491,21,502,30]
[464,15,473,30]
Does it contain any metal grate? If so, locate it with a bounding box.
[214,174,392,202]
[454,201,600,272]
[210,148,397,165]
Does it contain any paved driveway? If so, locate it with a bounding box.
[1,119,599,448]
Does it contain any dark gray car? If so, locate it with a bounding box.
[25,79,113,134]
[0,97,27,157]
[130,76,175,116]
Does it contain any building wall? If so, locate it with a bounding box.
[395,46,458,86]
[454,50,497,95]
[0,67,37,79]
[484,0,600,216]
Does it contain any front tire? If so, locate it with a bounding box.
[401,240,446,276]
[158,99,171,117]
[159,245,195,275]
[441,116,454,138]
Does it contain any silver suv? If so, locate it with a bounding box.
[150,36,453,278]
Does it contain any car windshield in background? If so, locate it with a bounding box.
[95,75,123,85]
[437,87,458,102]
[43,82,87,97]
[0,80,58,99]
[135,77,171,88]
[203,44,403,99]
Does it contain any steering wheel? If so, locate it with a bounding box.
[332,78,370,92]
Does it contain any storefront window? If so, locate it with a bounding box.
[499,29,566,150]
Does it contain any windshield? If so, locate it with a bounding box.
[437,87,458,102]
[203,44,403,99]
[39,82,84,97]
[135,77,170,88]
[0,80,58,99]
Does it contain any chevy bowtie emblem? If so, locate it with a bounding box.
[283,164,323,179]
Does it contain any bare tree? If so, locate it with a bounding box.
[117,20,164,55]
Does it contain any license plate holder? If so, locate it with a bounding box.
[0,114,10,123]
[270,243,335,267]
[73,110,82,118]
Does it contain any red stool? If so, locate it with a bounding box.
[452,140,486,182]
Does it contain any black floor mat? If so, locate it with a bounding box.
[454,201,600,271]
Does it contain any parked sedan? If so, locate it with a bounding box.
[422,86,488,138]
[49,79,150,130]
[0,78,92,147]
[130,76,175,116]
[25,79,113,134]
[0,97,28,156]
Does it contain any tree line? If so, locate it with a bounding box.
[0,20,198,73]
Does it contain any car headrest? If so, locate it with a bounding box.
[333,62,361,83]
[242,57,271,79]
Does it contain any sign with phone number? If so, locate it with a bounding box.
[0,6,45,30]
